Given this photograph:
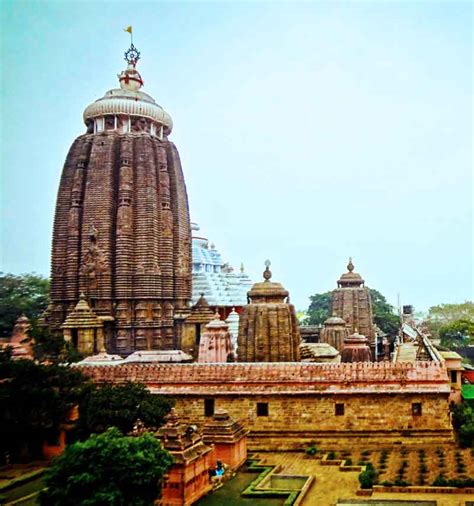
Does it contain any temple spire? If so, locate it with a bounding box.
[347,257,354,272]
[263,259,272,281]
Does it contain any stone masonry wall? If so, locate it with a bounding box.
[172,393,453,450]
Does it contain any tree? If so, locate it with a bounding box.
[369,289,401,337]
[0,272,49,337]
[305,288,401,337]
[306,292,332,326]
[0,350,88,460]
[451,402,474,448]
[39,427,173,506]
[77,382,174,437]
[425,302,474,339]
[439,319,474,349]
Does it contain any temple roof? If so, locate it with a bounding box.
[156,408,213,464]
[337,258,365,288]
[186,294,215,324]
[83,42,173,134]
[61,294,103,329]
[202,409,248,444]
[248,261,289,302]
[191,224,252,307]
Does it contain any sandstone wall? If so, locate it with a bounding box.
[172,393,453,449]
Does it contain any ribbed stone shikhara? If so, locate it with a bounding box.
[331,258,377,358]
[237,262,301,362]
[44,43,191,354]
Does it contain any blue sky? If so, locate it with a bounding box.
[1,1,472,311]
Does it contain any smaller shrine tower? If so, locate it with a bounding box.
[237,261,300,362]
[197,312,234,363]
[156,409,213,506]
[341,331,371,363]
[330,259,376,358]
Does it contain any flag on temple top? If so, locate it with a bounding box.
[124,26,132,34]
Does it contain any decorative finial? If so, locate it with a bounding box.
[123,26,140,66]
[118,26,144,91]
[79,292,86,300]
[240,262,245,273]
[347,257,354,272]
[263,259,272,281]
[213,310,221,320]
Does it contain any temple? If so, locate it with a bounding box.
[44,41,191,354]
[321,259,377,358]
[237,261,301,362]
[191,223,252,315]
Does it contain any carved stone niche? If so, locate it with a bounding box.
[135,302,148,321]
[152,302,162,321]
[116,329,128,350]
[135,329,147,350]
[115,301,129,322]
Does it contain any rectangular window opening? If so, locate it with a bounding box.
[335,403,345,416]
[257,402,269,417]
[204,398,215,417]
[412,402,422,417]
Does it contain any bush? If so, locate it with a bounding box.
[327,451,336,460]
[359,466,377,489]
[394,478,410,487]
[345,458,353,466]
[433,474,448,487]
[361,450,371,456]
[305,445,318,457]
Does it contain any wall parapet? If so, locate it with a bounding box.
[77,361,450,395]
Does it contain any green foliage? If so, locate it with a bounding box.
[439,319,474,349]
[306,292,332,326]
[0,350,88,459]
[39,427,172,506]
[0,273,49,338]
[305,444,318,456]
[77,382,174,437]
[327,451,336,460]
[358,463,377,489]
[345,458,353,466]
[432,474,448,486]
[451,402,474,447]
[426,302,474,339]
[305,288,401,337]
[369,289,401,337]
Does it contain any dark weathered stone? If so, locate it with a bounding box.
[237,262,300,362]
[45,53,191,355]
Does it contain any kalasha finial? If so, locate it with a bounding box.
[347,257,354,272]
[263,259,272,281]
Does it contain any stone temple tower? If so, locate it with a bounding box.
[331,258,376,358]
[45,41,191,354]
[237,261,300,362]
